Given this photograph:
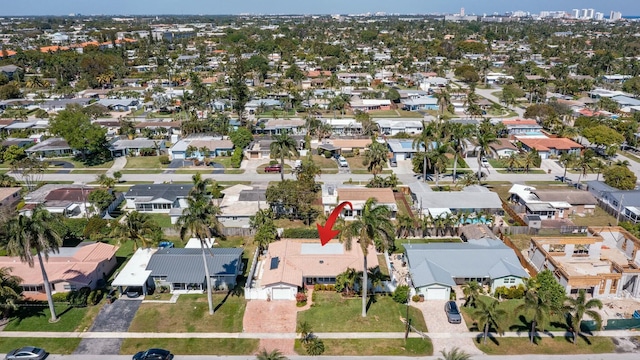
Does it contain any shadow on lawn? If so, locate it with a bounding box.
[508,315,557,345]
[10,302,74,326]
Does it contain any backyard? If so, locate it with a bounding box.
[127,293,246,333]
[297,292,427,332]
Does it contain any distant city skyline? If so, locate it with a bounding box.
[0,1,636,17]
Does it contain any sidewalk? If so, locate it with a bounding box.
[0,330,637,339]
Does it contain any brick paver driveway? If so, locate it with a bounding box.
[413,299,484,356]
[243,300,297,355]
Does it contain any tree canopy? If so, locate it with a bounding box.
[48,104,108,163]
[604,165,637,190]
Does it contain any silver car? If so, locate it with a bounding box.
[4,346,48,360]
[445,301,462,324]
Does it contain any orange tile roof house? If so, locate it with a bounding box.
[0,242,118,298]
[247,239,379,300]
[517,137,583,159]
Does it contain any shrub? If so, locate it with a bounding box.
[450,289,457,301]
[323,150,332,158]
[412,294,421,302]
[325,284,335,292]
[52,292,68,303]
[296,292,308,304]
[87,289,104,306]
[314,284,321,291]
[159,155,170,164]
[67,287,91,307]
[230,147,243,168]
[392,285,410,304]
[269,159,278,165]
[304,337,325,356]
[282,228,319,238]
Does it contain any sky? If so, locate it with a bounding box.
[1,1,637,16]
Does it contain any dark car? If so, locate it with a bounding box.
[445,301,462,324]
[133,348,174,360]
[264,164,282,173]
[4,346,48,360]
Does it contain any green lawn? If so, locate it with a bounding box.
[64,158,114,169]
[146,213,173,228]
[295,338,433,356]
[174,169,214,175]
[311,155,339,169]
[351,169,393,174]
[0,338,81,354]
[70,169,107,174]
[120,338,258,355]
[128,294,246,332]
[224,169,245,174]
[461,296,568,333]
[475,336,615,355]
[297,292,427,332]
[124,156,167,169]
[4,304,91,332]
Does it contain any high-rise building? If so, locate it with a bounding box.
[587,8,595,19]
[572,9,580,18]
[580,9,588,19]
[595,12,604,20]
[610,11,623,21]
[460,7,465,16]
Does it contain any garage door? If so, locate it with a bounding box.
[426,288,447,300]
[271,287,291,300]
[173,152,185,160]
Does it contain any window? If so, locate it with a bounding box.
[344,209,353,217]
[64,284,77,291]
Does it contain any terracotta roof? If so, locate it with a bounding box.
[518,137,583,151]
[0,187,21,202]
[501,119,538,126]
[491,138,517,151]
[337,187,395,204]
[0,242,118,287]
[45,188,93,202]
[306,70,332,78]
[261,239,378,287]
[189,139,233,150]
[135,121,181,128]
[330,139,372,149]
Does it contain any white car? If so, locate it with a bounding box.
[338,156,349,167]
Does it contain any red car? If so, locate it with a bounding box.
[264,164,282,173]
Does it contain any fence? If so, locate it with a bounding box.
[102,192,125,219]
[499,233,539,276]
[502,200,526,226]
[221,226,255,237]
[502,225,589,236]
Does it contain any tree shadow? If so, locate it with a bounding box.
[214,290,231,312]
[477,332,501,346]
[365,294,378,312]
[509,315,546,345]
[11,304,46,324]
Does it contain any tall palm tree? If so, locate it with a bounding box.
[111,211,158,250]
[559,152,576,180]
[505,153,522,172]
[575,150,595,184]
[473,299,506,345]
[255,349,288,360]
[0,267,22,319]
[96,174,116,189]
[396,213,415,238]
[474,126,499,180]
[428,142,452,188]
[461,280,483,308]
[4,205,62,322]
[367,266,385,295]
[413,120,442,182]
[447,123,473,182]
[341,198,395,317]
[270,131,299,181]
[363,140,389,175]
[438,347,472,360]
[521,151,539,173]
[516,290,550,344]
[176,177,223,315]
[564,289,603,344]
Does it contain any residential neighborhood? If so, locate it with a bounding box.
[1,4,640,360]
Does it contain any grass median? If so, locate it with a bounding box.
[120,338,258,355]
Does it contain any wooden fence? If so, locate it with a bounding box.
[501,200,526,226]
[499,232,539,276]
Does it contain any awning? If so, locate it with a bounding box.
[112,248,157,287]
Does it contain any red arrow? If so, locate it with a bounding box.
[317,201,353,246]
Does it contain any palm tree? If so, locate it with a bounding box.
[564,289,603,344]
[559,152,576,180]
[473,299,506,345]
[297,320,314,345]
[447,123,473,182]
[0,267,22,319]
[428,142,451,188]
[176,177,223,315]
[111,211,158,250]
[474,126,499,180]
[516,290,550,344]
[438,347,472,360]
[341,198,395,317]
[367,266,386,295]
[4,205,62,322]
[255,349,288,360]
[413,120,442,182]
[363,140,389,175]
[505,153,522,172]
[96,174,116,188]
[521,151,539,173]
[0,174,20,187]
[461,280,483,308]
[396,213,415,238]
[575,150,595,184]
[270,132,299,181]
[336,267,360,296]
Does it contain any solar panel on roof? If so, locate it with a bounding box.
[270,257,279,270]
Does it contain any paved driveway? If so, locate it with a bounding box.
[243,300,297,355]
[412,300,484,356]
[73,299,142,355]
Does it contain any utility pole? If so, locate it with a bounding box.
[616,194,625,226]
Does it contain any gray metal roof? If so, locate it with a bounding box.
[126,184,193,202]
[405,240,528,288]
[418,190,502,210]
[147,247,243,283]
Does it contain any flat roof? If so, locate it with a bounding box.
[112,248,157,287]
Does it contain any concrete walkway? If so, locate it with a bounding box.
[106,156,127,177]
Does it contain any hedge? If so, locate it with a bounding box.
[282,228,319,238]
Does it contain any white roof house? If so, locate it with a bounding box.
[112,247,157,296]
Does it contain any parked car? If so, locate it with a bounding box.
[264,164,282,173]
[338,156,349,167]
[133,348,174,360]
[445,300,462,324]
[125,286,143,298]
[4,346,48,360]
[389,159,397,167]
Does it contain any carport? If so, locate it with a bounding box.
[112,248,156,297]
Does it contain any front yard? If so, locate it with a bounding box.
[4,304,96,332]
[124,156,167,169]
[127,293,246,332]
[475,336,615,355]
[297,292,427,332]
[294,338,433,356]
